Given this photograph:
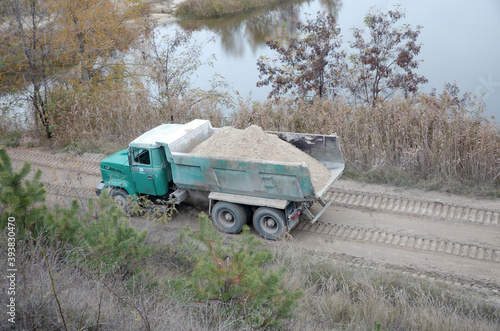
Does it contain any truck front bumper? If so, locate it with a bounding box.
[95,181,107,196]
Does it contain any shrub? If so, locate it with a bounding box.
[84,192,150,272]
[166,213,302,329]
[0,148,47,239]
[1,130,22,147]
[0,148,150,273]
[48,191,151,273]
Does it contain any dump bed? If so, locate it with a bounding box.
[156,120,344,202]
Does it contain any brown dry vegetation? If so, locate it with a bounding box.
[175,0,287,18]
[2,231,499,330]
[231,94,500,196]
[19,85,497,197]
[42,83,227,151]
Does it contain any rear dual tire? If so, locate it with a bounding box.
[210,202,287,240]
[211,201,248,234]
[252,207,286,240]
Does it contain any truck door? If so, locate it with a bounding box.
[130,147,157,195]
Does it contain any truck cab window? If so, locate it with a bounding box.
[132,148,150,165]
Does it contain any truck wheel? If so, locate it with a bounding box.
[211,202,247,234]
[110,188,129,212]
[252,207,286,240]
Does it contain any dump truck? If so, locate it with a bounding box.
[96,119,344,239]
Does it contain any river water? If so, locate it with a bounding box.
[159,0,500,121]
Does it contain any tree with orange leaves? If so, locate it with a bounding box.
[46,0,148,84]
[0,0,148,138]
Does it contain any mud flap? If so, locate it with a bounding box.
[285,202,301,231]
[302,198,333,224]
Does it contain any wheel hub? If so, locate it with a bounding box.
[266,218,276,227]
[219,210,236,227]
[261,216,278,233]
[224,212,234,221]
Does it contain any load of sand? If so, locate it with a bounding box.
[190,125,331,192]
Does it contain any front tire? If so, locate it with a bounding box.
[252,207,286,240]
[211,202,247,234]
[110,188,130,212]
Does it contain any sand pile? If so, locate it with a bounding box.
[190,125,331,192]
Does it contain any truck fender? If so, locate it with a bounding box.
[105,178,137,196]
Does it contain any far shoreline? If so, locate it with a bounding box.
[149,0,185,25]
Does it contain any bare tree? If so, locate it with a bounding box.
[7,0,57,138]
[147,30,201,104]
[137,29,230,122]
[257,12,346,101]
[348,8,428,106]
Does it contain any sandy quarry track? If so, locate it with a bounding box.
[323,189,500,225]
[7,148,103,176]
[297,220,500,263]
[6,147,500,293]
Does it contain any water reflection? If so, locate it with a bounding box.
[318,0,342,15]
[175,0,342,57]
[162,0,499,120]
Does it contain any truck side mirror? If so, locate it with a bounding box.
[127,148,132,166]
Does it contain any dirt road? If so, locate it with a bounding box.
[6,147,500,293]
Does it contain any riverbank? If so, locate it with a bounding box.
[174,0,288,19]
[149,0,185,25]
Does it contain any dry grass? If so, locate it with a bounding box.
[231,94,500,196]
[0,234,246,330]
[175,0,286,18]
[46,84,227,150]
[273,248,500,331]
[14,83,499,196]
[2,231,499,330]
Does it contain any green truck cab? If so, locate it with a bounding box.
[96,120,344,239]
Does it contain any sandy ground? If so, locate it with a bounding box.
[6,147,500,294]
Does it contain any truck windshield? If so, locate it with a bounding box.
[131,148,150,165]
